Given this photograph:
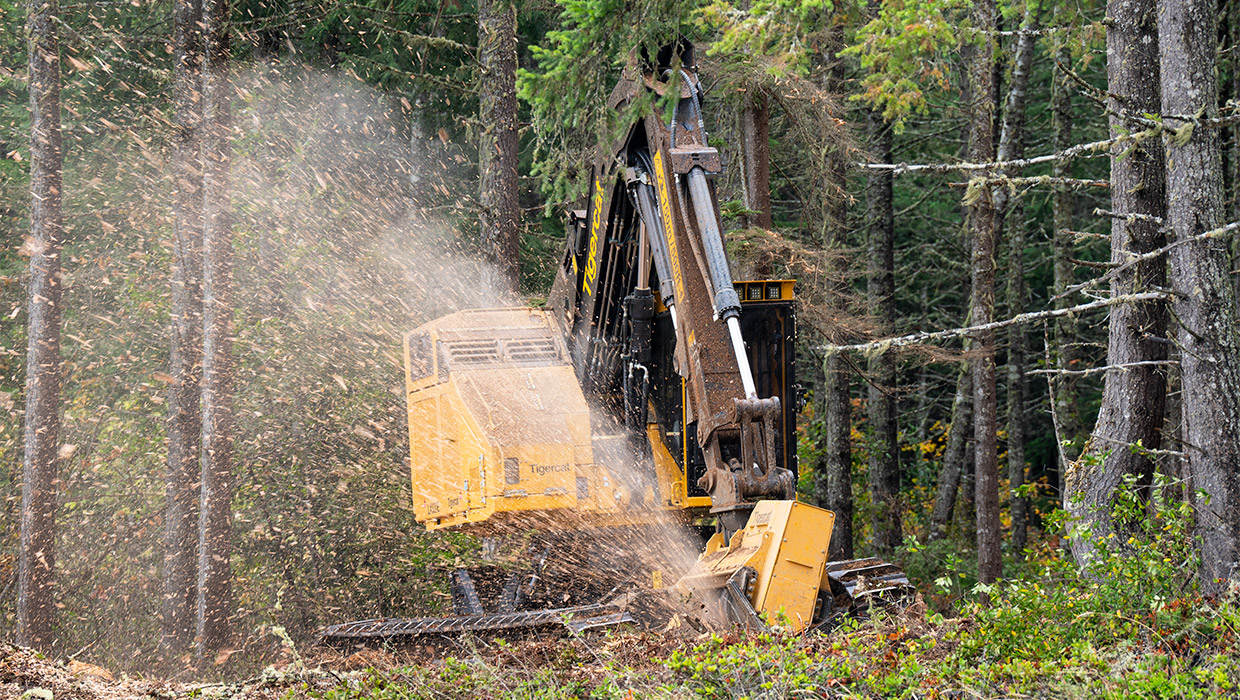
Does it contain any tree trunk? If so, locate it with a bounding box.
[823,354,853,560]
[819,39,853,562]
[960,438,977,540]
[865,109,900,556]
[1160,0,1240,590]
[929,365,972,542]
[740,90,773,230]
[1050,45,1084,470]
[1006,196,1029,552]
[995,8,1038,553]
[197,0,234,658]
[968,0,1001,587]
[477,0,520,295]
[1067,0,1169,567]
[1233,3,1240,306]
[18,0,64,652]
[162,0,204,660]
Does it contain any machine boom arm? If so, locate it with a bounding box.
[546,41,793,531]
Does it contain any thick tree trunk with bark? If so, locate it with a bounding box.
[823,355,853,560]
[960,439,977,539]
[929,366,972,541]
[865,109,900,555]
[740,90,773,230]
[818,41,853,561]
[18,0,64,652]
[968,0,1001,586]
[162,0,204,659]
[1233,6,1240,305]
[477,0,519,295]
[996,9,1038,553]
[1050,46,1084,469]
[1160,0,1240,589]
[1006,197,1029,552]
[197,0,234,658]
[1067,0,1169,566]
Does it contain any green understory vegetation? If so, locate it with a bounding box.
[287,483,1238,700]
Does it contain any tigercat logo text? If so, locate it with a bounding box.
[533,463,571,476]
[582,179,605,295]
[652,151,686,306]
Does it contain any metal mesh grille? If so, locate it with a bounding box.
[443,339,502,365]
[441,337,559,368]
[506,338,558,362]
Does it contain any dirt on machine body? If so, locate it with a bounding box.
[323,41,909,646]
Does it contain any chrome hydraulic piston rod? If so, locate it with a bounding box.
[686,167,757,399]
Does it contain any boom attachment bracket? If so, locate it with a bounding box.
[696,396,793,533]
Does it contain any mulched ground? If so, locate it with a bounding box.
[0,624,699,700]
[0,594,930,699]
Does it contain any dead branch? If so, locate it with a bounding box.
[1028,359,1179,377]
[855,128,1156,175]
[816,292,1167,355]
[1055,219,1240,301]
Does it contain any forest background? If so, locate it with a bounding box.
[2,0,1240,693]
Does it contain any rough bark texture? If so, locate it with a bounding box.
[18,0,64,652]
[1234,5,1240,306]
[960,439,977,540]
[1160,0,1240,589]
[991,7,1038,212]
[477,0,520,295]
[740,90,773,230]
[823,354,853,560]
[1006,196,1029,552]
[197,0,234,657]
[968,0,1001,586]
[1067,0,1169,567]
[996,10,1037,553]
[929,366,972,542]
[820,43,852,562]
[1050,45,1084,469]
[162,0,204,659]
[865,109,900,556]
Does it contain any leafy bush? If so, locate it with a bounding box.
[666,632,819,699]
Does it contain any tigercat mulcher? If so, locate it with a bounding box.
[323,41,909,644]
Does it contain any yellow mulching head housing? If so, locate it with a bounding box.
[403,308,679,532]
[676,500,836,633]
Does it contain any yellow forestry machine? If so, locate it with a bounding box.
[323,41,909,643]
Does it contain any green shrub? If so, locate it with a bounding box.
[666,632,818,699]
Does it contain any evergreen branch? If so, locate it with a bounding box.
[345,53,474,95]
[355,13,476,56]
[335,1,474,20]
